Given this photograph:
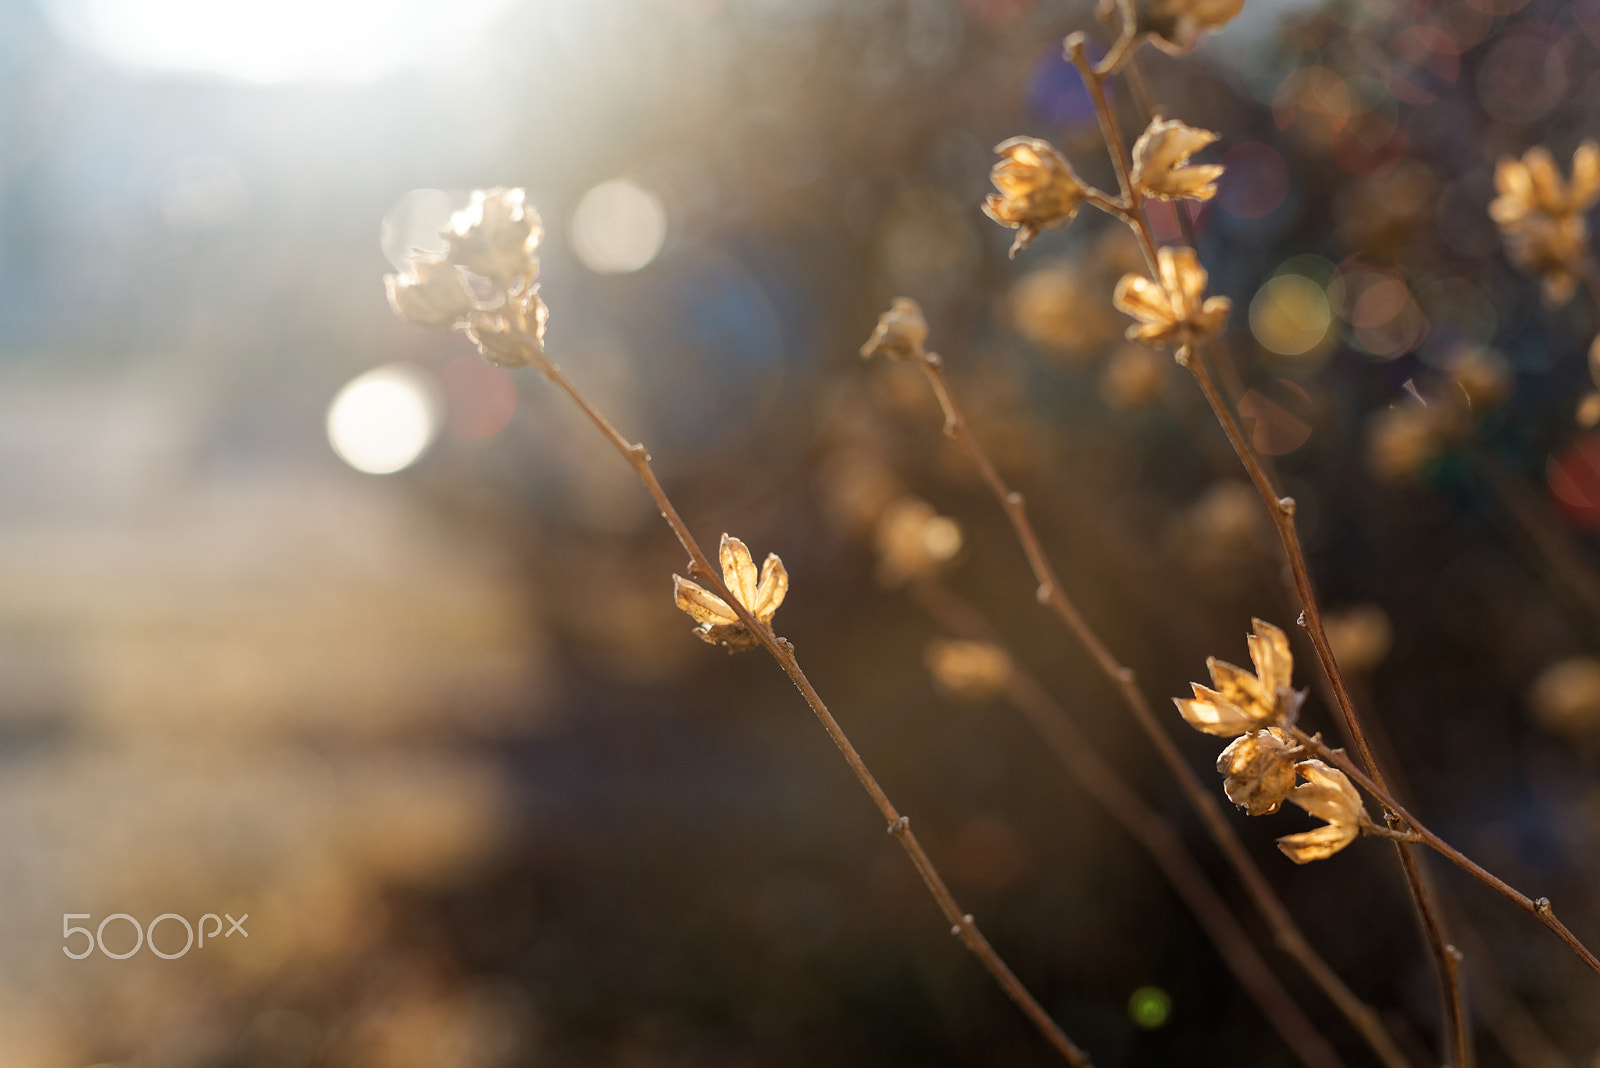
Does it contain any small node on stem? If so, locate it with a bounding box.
[1115,667,1135,684]
[1277,496,1296,516]
[1035,584,1053,605]
[887,816,910,836]
[924,352,944,369]
[1006,491,1024,508]
[1535,897,1552,915]
[1062,31,1089,66]
[1445,944,1464,964]
[1296,610,1307,627]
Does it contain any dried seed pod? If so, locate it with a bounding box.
[673,535,789,653]
[1276,760,1369,864]
[1131,117,1224,203]
[982,137,1089,257]
[1217,727,1299,816]
[925,640,1013,701]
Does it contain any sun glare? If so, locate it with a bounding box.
[327,364,441,475]
[50,0,513,83]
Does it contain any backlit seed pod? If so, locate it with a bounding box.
[385,252,476,330]
[1130,117,1224,203]
[861,298,929,362]
[982,137,1089,257]
[444,187,543,289]
[1217,727,1299,816]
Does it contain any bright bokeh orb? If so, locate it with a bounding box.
[570,180,668,274]
[47,0,512,83]
[1250,274,1332,358]
[327,365,441,475]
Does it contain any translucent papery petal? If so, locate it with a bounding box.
[1247,619,1294,694]
[1489,195,1530,228]
[674,575,738,627]
[1572,140,1600,212]
[1277,821,1358,864]
[1295,759,1364,811]
[1494,158,1530,200]
[1194,296,1232,336]
[1206,658,1271,715]
[1175,690,1256,736]
[720,534,760,612]
[1168,247,1209,311]
[1113,273,1175,325]
[753,553,789,622]
[1525,148,1566,214]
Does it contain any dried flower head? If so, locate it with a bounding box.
[1276,760,1369,864]
[861,298,929,361]
[874,498,963,587]
[1103,0,1245,55]
[1579,392,1600,428]
[1322,605,1393,675]
[982,137,1089,257]
[1009,264,1123,363]
[1099,344,1168,410]
[1444,347,1513,414]
[673,535,789,653]
[1489,143,1600,306]
[1365,401,1456,482]
[1114,246,1231,347]
[1131,117,1224,202]
[925,640,1013,701]
[1175,618,1304,736]
[1528,656,1600,738]
[385,252,476,330]
[444,187,543,289]
[1217,726,1300,816]
[1490,143,1600,226]
[464,283,550,369]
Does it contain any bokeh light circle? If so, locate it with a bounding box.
[571,179,668,274]
[327,364,442,475]
[1250,275,1332,357]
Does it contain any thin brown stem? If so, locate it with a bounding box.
[1291,729,1600,978]
[1181,344,1470,1068]
[907,355,1410,1068]
[910,579,1345,1068]
[522,351,1091,1066]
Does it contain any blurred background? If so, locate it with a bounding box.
[2,0,1599,1063]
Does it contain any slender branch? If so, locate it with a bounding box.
[518,346,1091,1066]
[906,355,1410,1068]
[910,579,1347,1068]
[1291,729,1600,978]
[1180,345,1471,1060]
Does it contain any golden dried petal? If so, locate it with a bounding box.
[1131,118,1223,202]
[1247,618,1294,695]
[1174,686,1257,736]
[719,534,760,613]
[1162,246,1209,313]
[1293,759,1364,817]
[674,575,738,627]
[1113,272,1176,327]
[385,253,476,329]
[983,136,1088,256]
[1276,821,1358,864]
[1571,140,1600,213]
[1206,657,1271,716]
[752,553,789,622]
[1524,147,1565,214]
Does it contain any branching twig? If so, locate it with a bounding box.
[521,341,1093,1067]
[910,579,1348,1068]
[1061,34,1471,1063]
[905,355,1410,1068]
[1291,728,1600,978]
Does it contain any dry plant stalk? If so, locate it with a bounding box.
[387,191,1092,1066]
[862,302,1408,1068]
[899,10,1600,1064]
[908,575,1346,1068]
